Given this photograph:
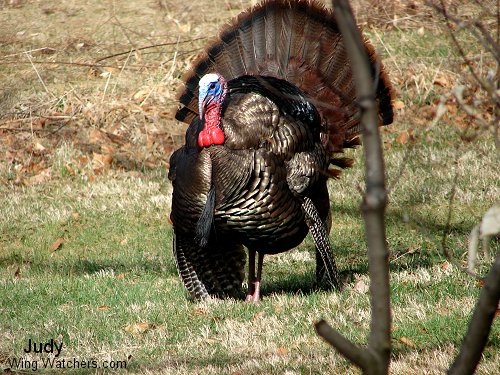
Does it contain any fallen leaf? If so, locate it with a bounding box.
[276,347,288,355]
[33,142,46,152]
[120,238,128,246]
[50,237,64,252]
[253,311,266,320]
[396,130,411,145]
[14,266,21,279]
[123,322,151,334]
[64,163,75,176]
[353,279,369,293]
[393,100,405,110]
[26,169,52,185]
[132,89,149,103]
[78,155,90,166]
[97,305,112,310]
[92,152,113,173]
[399,336,416,348]
[116,273,125,279]
[89,128,108,144]
[72,212,80,220]
[433,77,450,87]
[417,26,425,36]
[191,307,208,316]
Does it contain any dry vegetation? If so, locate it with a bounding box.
[0,0,498,374]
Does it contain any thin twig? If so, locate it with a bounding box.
[24,52,55,99]
[94,38,205,63]
[441,165,484,280]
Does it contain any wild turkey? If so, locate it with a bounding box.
[169,0,394,301]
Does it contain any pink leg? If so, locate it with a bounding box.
[246,251,264,302]
[246,250,256,302]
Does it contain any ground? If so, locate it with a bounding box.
[0,0,499,374]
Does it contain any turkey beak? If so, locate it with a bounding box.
[199,94,210,122]
[199,100,205,121]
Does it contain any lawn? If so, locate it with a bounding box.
[0,0,499,374]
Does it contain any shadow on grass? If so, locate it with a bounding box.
[0,253,179,278]
[333,201,476,239]
[259,243,437,299]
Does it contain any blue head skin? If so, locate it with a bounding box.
[198,73,227,121]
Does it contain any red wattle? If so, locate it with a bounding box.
[197,127,225,148]
[198,104,225,147]
[209,127,225,145]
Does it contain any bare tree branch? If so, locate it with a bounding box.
[315,320,372,369]
[448,252,500,374]
[426,0,495,95]
[315,1,391,374]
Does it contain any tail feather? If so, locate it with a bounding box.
[250,6,266,65]
[264,2,277,63]
[276,6,293,77]
[176,0,394,163]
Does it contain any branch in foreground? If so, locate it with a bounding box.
[318,1,392,374]
[315,320,372,370]
[448,251,500,374]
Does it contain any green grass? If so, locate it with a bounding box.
[1,125,498,374]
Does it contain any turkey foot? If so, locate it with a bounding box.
[302,197,340,289]
[246,250,264,302]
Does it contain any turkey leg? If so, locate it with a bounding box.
[246,250,264,302]
[302,197,340,289]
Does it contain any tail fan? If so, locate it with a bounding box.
[176,0,394,161]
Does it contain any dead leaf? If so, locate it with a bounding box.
[396,130,411,145]
[72,212,80,220]
[441,261,450,270]
[191,307,208,316]
[120,238,128,246]
[33,142,46,152]
[276,347,288,355]
[353,279,369,293]
[97,305,112,310]
[89,129,108,144]
[26,169,52,185]
[78,155,90,166]
[64,163,75,176]
[92,152,113,173]
[132,89,149,103]
[393,100,405,110]
[417,26,425,36]
[14,266,21,279]
[433,77,450,87]
[123,322,151,334]
[50,237,64,252]
[116,273,125,279]
[253,311,266,320]
[399,336,416,348]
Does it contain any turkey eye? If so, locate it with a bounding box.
[209,83,216,89]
